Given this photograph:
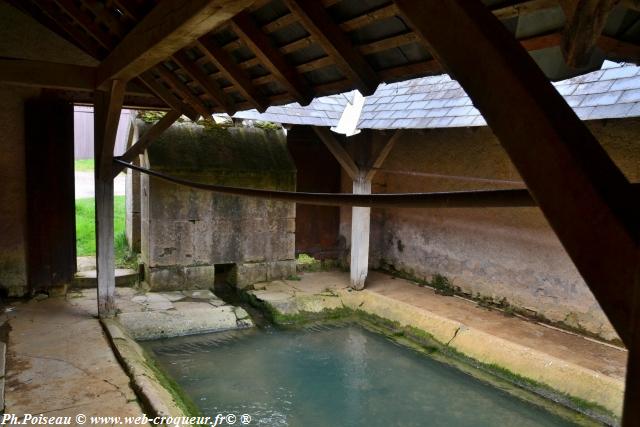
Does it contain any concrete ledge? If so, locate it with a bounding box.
[340,289,624,416]
[101,319,187,419]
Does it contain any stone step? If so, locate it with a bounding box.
[73,269,139,288]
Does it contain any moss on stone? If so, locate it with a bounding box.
[142,354,205,423]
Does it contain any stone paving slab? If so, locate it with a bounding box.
[4,298,145,425]
[67,288,254,340]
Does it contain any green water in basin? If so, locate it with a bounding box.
[143,324,578,427]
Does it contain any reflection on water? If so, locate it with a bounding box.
[144,324,576,427]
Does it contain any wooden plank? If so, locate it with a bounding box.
[493,0,559,20]
[393,0,640,346]
[115,109,182,176]
[365,130,403,181]
[197,37,269,111]
[313,127,359,180]
[0,59,97,91]
[96,0,255,86]
[25,97,76,293]
[173,50,237,114]
[154,66,212,119]
[139,73,199,120]
[283,0,379,95]
[94,80,125,318]
[232,10,314,105]
[597,35,640,64]
[350,172,371,290]
[560,0,619,67]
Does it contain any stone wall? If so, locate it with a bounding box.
[0,84,41,296]
[338,120,640,342]
[138,121,296,290]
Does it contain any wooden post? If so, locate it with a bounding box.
[350,172,371,290]
[94,80,125,318]
[314,128,400,290]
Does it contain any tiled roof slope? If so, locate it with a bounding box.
[233,92,352,127]
[358,61,640,129]
[234,61,640,129]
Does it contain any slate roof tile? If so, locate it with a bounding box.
[581,91,623,107]
[573,80,614,95]
[236,62,640,129]
[619,89,640,103]
[600,66,638,81]
[610,76,640,91]
[586,103,634,120]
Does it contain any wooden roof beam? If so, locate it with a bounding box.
[313,127,359,180]
[173,50,237,115]
[283,0,379,96]
[197,36,269,112]
[96,0,255,87]
[114,109,183,176]
[231,11,314,106]
[139,72,200,121]
[0,59,155,97]
[153,66,213,119]
[559,0,619,67]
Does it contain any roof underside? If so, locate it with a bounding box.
[5,0,640,114]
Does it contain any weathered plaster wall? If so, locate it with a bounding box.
[0,84,41,296]
[139,122,296,290]
[339,120,640,342]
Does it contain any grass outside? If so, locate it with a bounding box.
[76,196,136,268]
[74,159,94,172]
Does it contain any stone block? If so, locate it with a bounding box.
[267,260,296,281]
[184,265,215,289]
[236,263,268,289]
[146,265,215,291]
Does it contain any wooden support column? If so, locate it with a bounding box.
[350,172,371,290]
[94,80,125,318]
[314,128,400,290]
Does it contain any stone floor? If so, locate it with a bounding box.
[68,288,252,340]
[4,287,253,424]
[4,296,144,425]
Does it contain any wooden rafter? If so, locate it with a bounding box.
[173,50,237,115]
[365,130,404,181]
[139,72,200,120]
[96,0,255,86]
[154,66,212,119]
[114,109,183,176]
[560,0,620,67]
[283,0,379,96]
[313,127,359,179]
[197,36,269,112]
[231,10,314,106]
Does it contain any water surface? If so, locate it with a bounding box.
[144,324,577,427]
